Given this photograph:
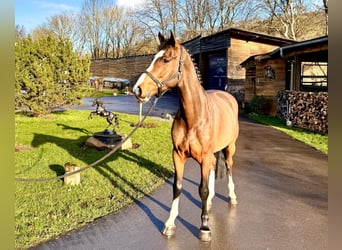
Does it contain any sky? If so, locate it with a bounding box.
[15,0,323,34]
[15,0,144,33]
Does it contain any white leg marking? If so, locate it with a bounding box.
[133,50,165,92]
[207,170,215,209]
[228,174,237,205]
[165,197,179,227]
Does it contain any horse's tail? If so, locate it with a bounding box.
[214,150,227,179]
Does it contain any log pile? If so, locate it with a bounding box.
[277,91,328,134]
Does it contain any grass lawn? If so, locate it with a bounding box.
[15,110,173,249]
[247,113,328,155]
[80,87,127,98]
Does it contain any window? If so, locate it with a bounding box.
[300,62,328,91]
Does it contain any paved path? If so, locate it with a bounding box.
[33,114,327,250]
[71,92,179,118]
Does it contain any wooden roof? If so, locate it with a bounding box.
[182,28,297,54]
[209,28,296,46]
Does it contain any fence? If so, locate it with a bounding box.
[90,54,154,84]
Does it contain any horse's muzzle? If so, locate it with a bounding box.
[133,86,142,98]
[133,86,151,103]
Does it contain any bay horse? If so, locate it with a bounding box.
[132,32,239,241]
[88,98,119,130]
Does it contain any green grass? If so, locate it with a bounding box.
[247,113,328,155]
[80,87,128,98]
[15,110,173,249]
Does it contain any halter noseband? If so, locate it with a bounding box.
[144,46,184,97]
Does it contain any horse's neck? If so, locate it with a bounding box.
[178,52,208,126]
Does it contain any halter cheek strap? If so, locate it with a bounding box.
[144,71,165,97]
[144,46,184,97]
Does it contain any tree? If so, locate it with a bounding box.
[261,0,312,40]
[102,6,144,58]
[133,0,256,42]
[134,0,171,37]
[46,12,87,54]
[80,0,108,59]
[30,24,54,41]
[323,0,328,35]
[15,25,26,41]
[19,0,325,59]
[15,36,90,115]
[205,0,259,33]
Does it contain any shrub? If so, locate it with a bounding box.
[15,35,90,115]
[245,95,273,115]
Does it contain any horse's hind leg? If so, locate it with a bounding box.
[106,117,114,129]
[162,149,186,236]
[225,142,237,205]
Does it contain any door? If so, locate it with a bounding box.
[208,53,227,90]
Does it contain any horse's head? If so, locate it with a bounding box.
[133,32,184,103]
[92,98,103,107]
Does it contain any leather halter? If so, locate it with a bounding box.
[144,46,184,97]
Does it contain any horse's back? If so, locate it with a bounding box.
[206,90,238,117]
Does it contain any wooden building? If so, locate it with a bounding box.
[182,28,295,104]
[240,36,328,114]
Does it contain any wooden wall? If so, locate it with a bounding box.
[90,54,154,84]
[228,38,280,81]
[226,38,281,104]
[255,59,286,96]
[244,58,286,115]
[245,59,286,115]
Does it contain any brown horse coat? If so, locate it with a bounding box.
[133,32,239,241]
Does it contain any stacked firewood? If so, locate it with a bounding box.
[277,91,328,134]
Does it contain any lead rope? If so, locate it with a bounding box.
[15,97,161,182]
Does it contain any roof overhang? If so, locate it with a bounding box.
[270,36,328,58]
[240,35,328,67]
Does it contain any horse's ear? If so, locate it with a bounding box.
[169,31,176,47]
[158,32,165,44]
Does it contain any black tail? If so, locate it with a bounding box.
[214,150,227,179]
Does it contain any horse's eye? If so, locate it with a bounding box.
[162,57,171,64]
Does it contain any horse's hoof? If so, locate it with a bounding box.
[199,229,211,242]
[162,225,176,236]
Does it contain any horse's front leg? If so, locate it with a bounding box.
[162,149,186,236]
[106,115,114,130]
[198,155,215,241]
[88,112,94,120]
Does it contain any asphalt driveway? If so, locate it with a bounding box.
[34,95,328,250]
[72,92,179,118]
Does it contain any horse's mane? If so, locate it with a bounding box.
[157,35,203,85]
[188,52,203,85]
